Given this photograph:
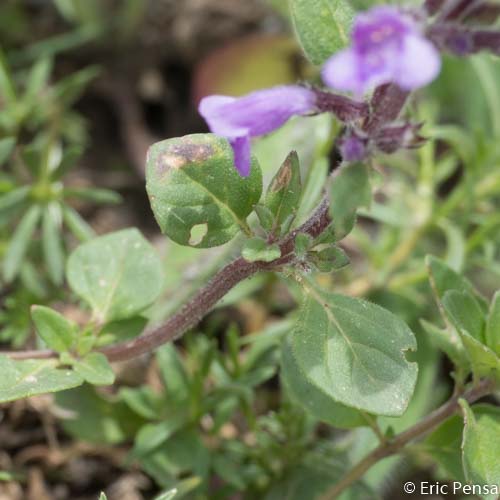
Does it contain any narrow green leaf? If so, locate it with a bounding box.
[281,337,367,428]
[0,355,83,403]
[0,137,16,166]
[98,493,107,500]
[291,287,417,415]
[264,151,302,229]
[52,145,83,179]
[134,419,183,456]
[460,401,500,488]
[146,134,262,247]
[31,305,76,352]
[3,205,41,283]
[42,203,65,285]
[290,0,354,65]
[64,187,122,204]
[24,57,52,100]
[442,290,485,342]
[62,205,95,241]
[73,353,115,386]
[0,47,16,102]
[0,186,29,214]
[156,344,190,404]
[486,291,500,355]
[154,489,178,500]
[67,228,164,323]
[242,237,281,263]
[329,162,371,240]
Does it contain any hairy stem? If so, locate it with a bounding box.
[3,200,330,363]
[319,378,494,500]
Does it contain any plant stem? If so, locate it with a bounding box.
[3,199,330,363]
[319,378,494,500]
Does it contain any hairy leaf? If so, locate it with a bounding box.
[146,134,262,247]
[291,288,417,415]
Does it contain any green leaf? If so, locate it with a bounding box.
[67,228,164,323]
[24,57,52,100]
[460,401,500,488]
[486,291,500,355]
[281,337,367,428]
[64,187,122,204]
[424,414,466,482]
[134,419,184,457]
[146,134,262,248]
[0,186,29,214]
[442,290,485,342]
[420,319,469,370]
[62,205,95,241]
[73,353,115,386]
[0,355,83,403]
[242,237,281,263]
[3,205,41,283]
[329,162,371,240]
[264,151,301,230]
[294,233,313,258]
[289,0,354,65]
[56,385,141,444]
[99,316,148,342]
[291,288,417,415]
[154,489,178,500]
[0,137,16,165]
[156,344,190,404]
[460,331,500,381]
[42,202,65,285]
[426,255,476,301]
[254,203,275,231]
[0,47,16,103]
[98,493,107,500]
[308,246,349,272]
[31,305,76,353]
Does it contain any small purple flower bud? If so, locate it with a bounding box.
[339,132,368,162]
[322,6,441,95]
[374,122,425,153]
[198,86,317,176]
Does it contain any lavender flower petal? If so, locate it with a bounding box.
[199,86,317,176]
[395,35,441,89]
[322,6,441,95]
[230,136,251,177]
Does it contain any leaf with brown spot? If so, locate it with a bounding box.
[146,134,262,248]
[264,151,302,233]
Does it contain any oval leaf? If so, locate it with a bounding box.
[281,337,367,428]
[0,355,83,403]
[460,401,500,488]
[291,289,418,416]
[31,305,76,353]
[67,228,164,323]
[290,0,354,65]
[146,134,262,248]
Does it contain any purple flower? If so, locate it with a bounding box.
[198,86,317,176]
[322,6,441,95]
